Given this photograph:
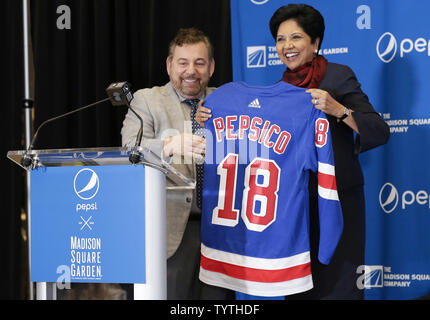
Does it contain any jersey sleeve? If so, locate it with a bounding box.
[310,109,344,265]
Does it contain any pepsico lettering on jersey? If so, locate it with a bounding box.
[212,115,292,155]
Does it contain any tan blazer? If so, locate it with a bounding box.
[121,82,215,258]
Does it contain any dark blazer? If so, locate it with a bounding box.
[303,63,390,299]
[319,62,390,191]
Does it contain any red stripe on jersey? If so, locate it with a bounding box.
[318,171,337,191]
[200,254,311,283]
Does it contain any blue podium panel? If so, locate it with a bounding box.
[30,165,146,284]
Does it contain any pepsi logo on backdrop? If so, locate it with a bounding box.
[250,0,269,5]
[379,183,399,213]
[376,32,397,63]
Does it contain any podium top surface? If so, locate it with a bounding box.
[7,147,194,188]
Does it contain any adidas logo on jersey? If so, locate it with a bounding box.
[248,98,262,109]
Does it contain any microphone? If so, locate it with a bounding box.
[21,82,140,167]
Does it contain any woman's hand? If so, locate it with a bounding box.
[306,88,345,118]
[195,100,212,128]
[306,88,359,133]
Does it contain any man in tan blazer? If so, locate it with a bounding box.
[121,28,232,299]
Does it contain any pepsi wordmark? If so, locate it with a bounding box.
[377,32,430,64]
[379,182,430,214]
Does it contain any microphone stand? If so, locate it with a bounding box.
[127,106,144,164]
[21,97,112,168]
[106,82,144,164]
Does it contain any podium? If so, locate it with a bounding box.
[7,146,194,300]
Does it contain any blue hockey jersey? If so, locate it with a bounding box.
[199,81,343,297]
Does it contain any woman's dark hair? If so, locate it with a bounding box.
[269,4,325,51]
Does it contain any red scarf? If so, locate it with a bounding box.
[282,55,328,89]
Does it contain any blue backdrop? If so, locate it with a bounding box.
[231,0,430,300]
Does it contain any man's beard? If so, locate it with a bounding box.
[174,78,208,98]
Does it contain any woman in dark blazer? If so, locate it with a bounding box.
[269,4,390,299]
[197,4,390,299]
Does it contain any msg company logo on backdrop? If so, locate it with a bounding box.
[246,46,298,68]
[356,265,430,289]
[379,182,430,214]
[377,32,430,63]
[246,45,348,69]
[383,113,430,134]
[247,46,267,68]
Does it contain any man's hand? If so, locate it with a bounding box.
[163,133,206,160]
[195,101,212,128]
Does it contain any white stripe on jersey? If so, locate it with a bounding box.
[317,161,339,201]
[199,268,313,297]
[201,243,310,270]
[318,185,340,201]
[318,161,336,175]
